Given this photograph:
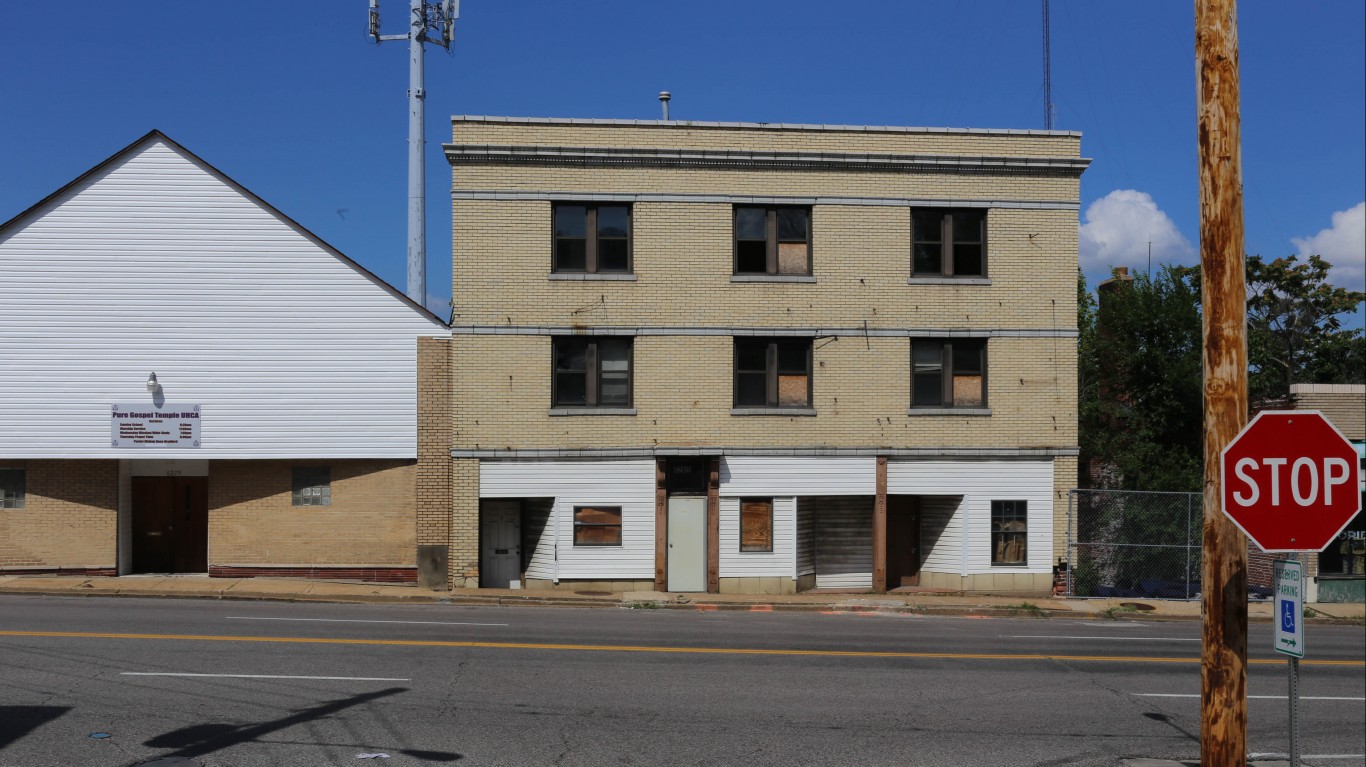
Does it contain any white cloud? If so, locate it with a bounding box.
[1078,189,1195,273]
[1291,202,1365,290]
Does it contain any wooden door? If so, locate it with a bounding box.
[886,495,921,587]
[131,477,208,574]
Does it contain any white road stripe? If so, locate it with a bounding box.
[122,673,410,681]
[1009,635,1199,642]
[1135,693,1365,701]
[1249,755,1365,761]
[226,616,508,627]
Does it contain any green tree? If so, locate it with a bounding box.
[1079,265,1204,492]
[1245,254,1365,402]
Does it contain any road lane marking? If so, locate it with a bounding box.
[1009,635,1199,642]
[1135,693,1365,701]
[122,673,410,681]
[3,630,1363,665]
[226,617,508,627]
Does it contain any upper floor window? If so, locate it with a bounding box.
[554,203,631,273]
[734,206,811,275]
[911,339,986,408]
[291,467,331,507]
[0,468,25,509]
[553,337,633,408]
[912,208,986,277]
[734,338,812,408]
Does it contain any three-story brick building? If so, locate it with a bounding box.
[430,116,1088,594]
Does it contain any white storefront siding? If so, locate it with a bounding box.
[795,500,816,577]
[719,457,875,496]
[718,496,796,579]
[886,460,1054,574]
[0,136,443,459]
[479,460,655,581]
[918,496,965,574]
[810,496,875,589]
[521,498,555,582]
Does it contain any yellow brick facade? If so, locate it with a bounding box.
[445,117,1083,592]
[0,460,118,572]
[209,459,416,567]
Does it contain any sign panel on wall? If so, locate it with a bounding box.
[110,404,200,448]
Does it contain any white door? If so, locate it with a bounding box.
[481,501,521,588]
[667,496,707,592]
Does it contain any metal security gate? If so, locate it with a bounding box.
[1066,489,1200,600]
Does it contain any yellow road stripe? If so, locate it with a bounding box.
[1,630,1361,666]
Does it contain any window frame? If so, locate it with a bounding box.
[910,338,988,409]
[911,208,987,278]
[552,203,633,275]
[572,505,623,547]
[0,468,25,509]
[739,497,775,553]
[733,337,813,409]
[551,336,634,409]
[733,205,812,276]
[291,466,332,507]
[990,499,1028,567]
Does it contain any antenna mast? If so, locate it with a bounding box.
[369,0,459,306]
[1042,0,1054,130]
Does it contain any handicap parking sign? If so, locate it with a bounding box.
[1280,599,1296,633]
[1273,559,1304,658]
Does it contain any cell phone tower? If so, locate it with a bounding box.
[368,0,459,306]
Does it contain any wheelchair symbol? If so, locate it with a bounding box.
[1280,600,1296,633]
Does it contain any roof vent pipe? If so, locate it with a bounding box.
[659,91,671,120]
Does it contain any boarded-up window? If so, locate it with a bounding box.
[734,206,811,275]
[573,506,622,546]
[991,500,1027,565]
[734,338,812,408]
[911,339,986,408]
[740,499,774,552]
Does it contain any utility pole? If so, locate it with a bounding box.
[1195,0,1249,764]
[368,0,458,306]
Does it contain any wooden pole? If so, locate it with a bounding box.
[1195,0,1249,764]
[873,456,888,593]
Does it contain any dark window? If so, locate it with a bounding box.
[0,468,24,509]
[1317,508,1365,577]
[740,498,774,552]
[991,500,1027,565]
[291,467,331,506]
[573,506,623,546]
[912,208,986,277]
[911,339,986,408]
[554,203,631,273]
[734,338,812,408]
[734,206,811,275]
[553,337,633,407]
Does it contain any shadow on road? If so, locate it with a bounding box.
[142,687,460,762]
[0,705,71,749]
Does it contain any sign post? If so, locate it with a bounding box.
[1273,559,1304,767]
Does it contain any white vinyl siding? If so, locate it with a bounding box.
[795,499,816,577]
[719,456,875,495]
[718,496,795,578]
[808,496,875,589]
[0,138,443,459]
[918,496,964,575]
[521,497,555,581]
[479,460,655,581]
[886,460,1053,574]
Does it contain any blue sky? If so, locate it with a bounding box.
[2,1,1362,318]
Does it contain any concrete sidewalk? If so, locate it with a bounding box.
[2,573,1362,622]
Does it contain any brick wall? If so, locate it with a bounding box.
[450,458,479,587]
[0,459,118,570]
[208,459,416,568]
[417,337,452,546]
[1291,384,1365,440]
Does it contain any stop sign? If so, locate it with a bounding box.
[1221,410,1362,552]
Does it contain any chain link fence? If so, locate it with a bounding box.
[1066,489,1292,601]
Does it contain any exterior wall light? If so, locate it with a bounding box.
[146,372,159,392]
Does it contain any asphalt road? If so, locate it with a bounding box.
[1,595,1362,767]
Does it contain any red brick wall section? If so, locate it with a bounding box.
[209,566,417,583]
